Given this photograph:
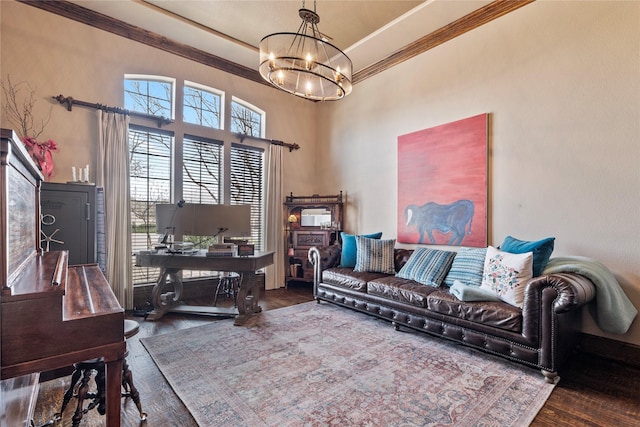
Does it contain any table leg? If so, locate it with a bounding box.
[147,268,183,321]
[234,272,263,326]
[105,358,123,427]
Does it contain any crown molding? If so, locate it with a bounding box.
[18,0,534,89]
[17,0,267,86]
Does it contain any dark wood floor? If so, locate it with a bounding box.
[32,284,640,426]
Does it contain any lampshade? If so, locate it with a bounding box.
[288,214,298,223]
[259,2,352,101]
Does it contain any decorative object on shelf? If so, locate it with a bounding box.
[1,75,57,178]
[71,164,91,183]
[40,213,64,252]
[237,244,255,257]
[22,135,57,178]
[258,0,352,101]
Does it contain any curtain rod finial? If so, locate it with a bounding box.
[53,94,74,111]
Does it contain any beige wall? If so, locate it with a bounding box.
[0,1,318,195]
[2,1,639,345]
[317,1,640,345]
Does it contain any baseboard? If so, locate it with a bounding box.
[579,333,640,368]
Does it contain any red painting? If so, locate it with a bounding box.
[397,114,488,247]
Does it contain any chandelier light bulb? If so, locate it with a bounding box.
[305,53,312,70]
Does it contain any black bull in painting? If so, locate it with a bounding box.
[405,200,475,245]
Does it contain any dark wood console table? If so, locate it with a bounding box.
[135,250,273,325]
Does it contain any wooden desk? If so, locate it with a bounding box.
[135,250,274,325]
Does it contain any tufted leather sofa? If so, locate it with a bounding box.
[309,245,596,382]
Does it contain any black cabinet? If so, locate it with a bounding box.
[40,182,97,265]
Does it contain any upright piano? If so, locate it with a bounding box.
[0,129,125,426]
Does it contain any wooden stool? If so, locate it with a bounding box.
[58,319,147,425]
[213,272,242,306]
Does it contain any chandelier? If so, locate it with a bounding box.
[258,1,352,101]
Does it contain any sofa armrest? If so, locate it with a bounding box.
[522,272,596,370]
[309,244,341,294]
[525,273,596,313]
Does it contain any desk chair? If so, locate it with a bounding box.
[58,319,147,426]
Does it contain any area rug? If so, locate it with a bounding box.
[141,302,556,426]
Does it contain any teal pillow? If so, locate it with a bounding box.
[354,236,396,274]
[443,247,487,287]
[339,232,383,268]
[500,235,555,277]
[396,247,457,287]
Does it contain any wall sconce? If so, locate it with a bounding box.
[288,214,298,224]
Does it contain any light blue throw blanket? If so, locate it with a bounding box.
[543,256,637,334]
[449,280,502,302]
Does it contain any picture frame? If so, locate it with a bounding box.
[237,244,255,257]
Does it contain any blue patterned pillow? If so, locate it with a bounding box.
[396,247,457,287]
[354,236,396,274]
[339,232,383,268]
[500,235,555,277]
[443,247,488,287]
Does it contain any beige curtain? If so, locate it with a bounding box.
[96,110,133,309]
[264,144,285,290]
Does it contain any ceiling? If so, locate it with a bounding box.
[67,0,494,75]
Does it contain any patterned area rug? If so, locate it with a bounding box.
[141,302,555,426]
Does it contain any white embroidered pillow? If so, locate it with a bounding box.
[480,246,533,308]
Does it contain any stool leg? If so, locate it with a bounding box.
[232,277,239,307]
[72,369,92,427]
[59,365,82,415]
[122,358,147,420]
[213,277,224,306]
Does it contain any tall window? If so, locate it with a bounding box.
[129,126,174,284]
[231,144,264,244]
[126,76,266,285]
[182,135,222,204]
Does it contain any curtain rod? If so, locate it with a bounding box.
[233,133,300,152]
[53,94,173,127]
[53,94,301,151]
